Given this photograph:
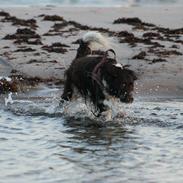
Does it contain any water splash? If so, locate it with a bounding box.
[3,92,128,122]
[2,86,183,128]
[5,92,13,106]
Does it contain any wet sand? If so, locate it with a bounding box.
[0,6,183,97]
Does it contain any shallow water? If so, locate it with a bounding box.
[0,87,183,183]
[0,0,182,7]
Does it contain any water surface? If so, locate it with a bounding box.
[0,87,183,183]
[0,0,182,7]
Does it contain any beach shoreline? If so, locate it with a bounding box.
[0,6,183,97]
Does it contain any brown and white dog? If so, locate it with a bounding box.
[61,32,137,115]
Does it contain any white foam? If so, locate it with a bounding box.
[5,93,14,106]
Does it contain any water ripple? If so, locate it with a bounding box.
[0,90,183,183]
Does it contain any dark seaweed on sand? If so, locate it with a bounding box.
[4,28,41,45]
[42,43,69,54]
[0,12,37,29]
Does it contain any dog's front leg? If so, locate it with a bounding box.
[97,102,108,113]
[93,89,109,115]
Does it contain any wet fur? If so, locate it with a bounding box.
[62,32,137,115]
[62,56,137,114]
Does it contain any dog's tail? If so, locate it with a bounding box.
[82,31,111,50]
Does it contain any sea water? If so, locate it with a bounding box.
[0,0,182,7]
[0,87,183,183]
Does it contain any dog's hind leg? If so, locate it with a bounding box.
[61,72,73,101]
[97,102,109,114]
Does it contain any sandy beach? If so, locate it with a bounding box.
[0,6,183,97]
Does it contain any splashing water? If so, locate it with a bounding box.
[1,84,127,122]
[4,92,14,106]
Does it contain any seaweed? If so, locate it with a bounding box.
[43,15,64,21]
[42,43,69,54]
[1,14,37,29]
[113,17,155,27]
[132,51,147,60]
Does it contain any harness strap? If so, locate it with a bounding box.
[91,49,116,88]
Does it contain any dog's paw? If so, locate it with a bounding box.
[100,109,112,121]
[59,98,67,106]
[115,111,126,119]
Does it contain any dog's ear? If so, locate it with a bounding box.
[125,69,138,81]
[105,64,120,78]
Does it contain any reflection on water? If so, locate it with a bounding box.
[0,0,182,6]
[0,88,183,182]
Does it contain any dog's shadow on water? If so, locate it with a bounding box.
[61,116,135,150]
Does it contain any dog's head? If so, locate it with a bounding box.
[103,63,137,103]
